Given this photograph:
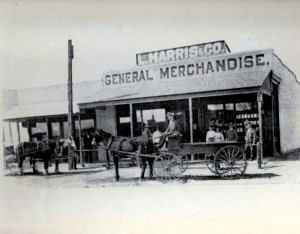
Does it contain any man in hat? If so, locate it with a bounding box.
[225,123,238,141]
[141,124,152,141]
[140,124,154,155]
[245,122,256,161]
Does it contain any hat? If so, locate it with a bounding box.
[144,124,149,128]
[166,112,174,117]
[229,122,233,126]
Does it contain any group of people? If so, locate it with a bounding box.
[205,123,238,142]
[53,130,95,173]
[205,119,257,160]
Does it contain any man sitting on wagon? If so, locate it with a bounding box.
[157,112,181,148]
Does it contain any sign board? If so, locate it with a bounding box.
[103,50,273,87]
[136,40,229,66]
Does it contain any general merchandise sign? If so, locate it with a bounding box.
[103,50,272,86]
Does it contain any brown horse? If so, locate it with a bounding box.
[93,129,155,181]
[15,140,57,175]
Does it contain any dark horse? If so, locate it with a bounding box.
[93,129,155,181]
[15,140,57,175]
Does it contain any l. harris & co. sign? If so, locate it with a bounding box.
[136,40,230,66]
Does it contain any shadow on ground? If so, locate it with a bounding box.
[181,173,280,182]
[4,169,104,178]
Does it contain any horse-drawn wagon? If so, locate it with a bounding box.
[94,129,248,182]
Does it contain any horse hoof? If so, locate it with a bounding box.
[115,176,120,181]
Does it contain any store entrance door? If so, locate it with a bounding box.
[272,83,281,154]
[262,95,274,157]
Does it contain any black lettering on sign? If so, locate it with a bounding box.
[160,68,169,79]
[216,60,225,72]
[171,66,177,78]
[228,58,237,70]
[119,74,125,84]
[132,72,139,82]
[244,56,254,68]
[256,54,265,66]
[105,75,111,85]
[187,64,194,76]
[178,65,185,77]
[113,74,118,84]
[139,71,146,81]
[146,70,153,80]
[196,62,204,75]
[125,73,131,83]
[239,57,242,69]
[206,61,214,73]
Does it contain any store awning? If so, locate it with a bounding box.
[79,70,271,108]
[3,101,79,121]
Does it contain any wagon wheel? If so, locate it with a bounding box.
[178,154,189,173]
[205,153,217,174]
[214,146,247,180]
[153,153,182,182]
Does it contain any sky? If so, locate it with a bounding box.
[0,0,300,90]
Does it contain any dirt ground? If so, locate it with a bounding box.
[2,152,300,188]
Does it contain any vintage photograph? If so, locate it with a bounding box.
[1,0,300,233]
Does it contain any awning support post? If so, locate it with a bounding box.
[46,118,52,140]
[78,110,84,167]
[257,93,263,169]
[189,98,194,162]
[17,121,20,143]
[59,118,64,139]
[130,103,133,137]
[8,121,13,145]
[27,120,32,141]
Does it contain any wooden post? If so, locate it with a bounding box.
[189,98,194,162]
[46,118,52,140]
[257,93,263,169]
[17,121,20,143]
[27,120,32,141]
[130,103,133,137]
[68,40,75,137]
[189,98,193,143]
[78,111,84,167]
[59,119,64,139]
[8,122,13,145]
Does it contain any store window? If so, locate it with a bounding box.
[235,102,259,137]
[116,105,131,136]
[51,122,60,139]
[133,99,189,141]
[31,122,48,141]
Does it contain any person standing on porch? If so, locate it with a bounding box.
[206,125,216,142]
[66,134,77,170]
[214,127,224,142]
[225,123,238,141]
[245,122,256,161]
[83,131,93,163]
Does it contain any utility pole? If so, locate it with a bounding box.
[68,40,75,136]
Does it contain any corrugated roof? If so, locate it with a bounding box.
[79,70,271,106]
[3,101,79,120]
